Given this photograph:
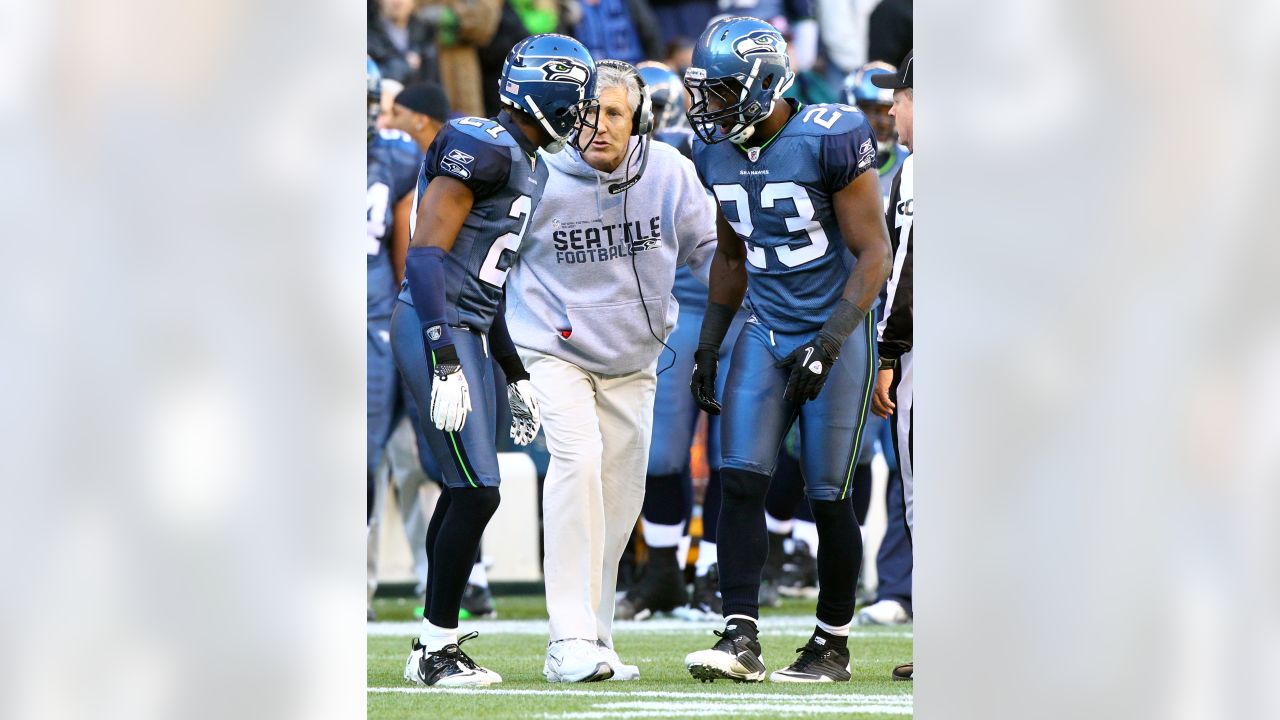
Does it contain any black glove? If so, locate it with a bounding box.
[690,348,721,415]
[776,334,841,403]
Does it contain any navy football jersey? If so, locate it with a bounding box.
[399,113,548,333]
[368,129,423,314]
[692,101,877,337]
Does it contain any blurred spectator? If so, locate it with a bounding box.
[648,0,716,48]
[376,78,405,130]
[867,0,911,67]
[573,0,663,67]
[420,0,504,117]
[368,0,441,85]
[664,35,696,77]
[478,0,566,116]
[815,0,879,76]
[384,82,452,152]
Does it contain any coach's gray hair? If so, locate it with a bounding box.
[594,62,642,116]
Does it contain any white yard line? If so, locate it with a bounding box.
[368,618,912,638]
[367,688,911,702]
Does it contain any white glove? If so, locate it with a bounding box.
[506,379,540,446]
[430,362,471,433]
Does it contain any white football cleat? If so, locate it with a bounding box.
[855,599,911,626]
[544,638,614,683]
[405,635,501,686]
[596,640,640,681]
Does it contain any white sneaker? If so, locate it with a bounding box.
[404,635,501,687]
[544,639,614,683]
[855,599,911,626]
[595,640,640,681]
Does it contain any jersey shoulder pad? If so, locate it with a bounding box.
[447,116,519,148]
[791,103,872,136]
[425,124,512,197]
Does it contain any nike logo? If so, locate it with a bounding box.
[802,347,814,368]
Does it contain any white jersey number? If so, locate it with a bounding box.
[367,182,391,256]
[478,194,532,287]
[711,182,829,269]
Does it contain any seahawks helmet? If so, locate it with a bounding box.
[498,34,597,151]
[367,56,382,142]
[636,61,686,133]
[845,61,897,151]
[683,16,794,144]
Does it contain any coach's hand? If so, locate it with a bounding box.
[691,348,721,415]
[429,345,472,433]
[871,368,896,419]
[507,379,541,446]
[776,335,840,403]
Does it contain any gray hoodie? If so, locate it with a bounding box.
[505,138,716,376]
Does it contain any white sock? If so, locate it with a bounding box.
[793,519,819,556]
[695,541,717,575]
[816,618,851,637]
[642,520,685,548]
[419,620,458,652]
[468,560,488,588]
[764,512,794,536]
[676,533,692,570]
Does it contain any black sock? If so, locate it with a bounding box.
[852,463,873,525]
[426,486,500,628]
[813,625,849,651]
[422,485,451,606]
[702,469,722,543]
[725,615,758,639]
[717,468,771,619]
[643,472,687,525]
[809,496,863,628]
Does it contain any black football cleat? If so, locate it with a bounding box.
[769,639,852,683]
[685,621,766,682]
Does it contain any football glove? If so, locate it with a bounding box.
[429,349,472,433]
[690,348,721,415]
[776,334,841,403]
[506,379,541,446]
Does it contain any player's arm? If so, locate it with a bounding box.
[690,207,747,415]
[777,152,893,403]
[390,191,414,283]
[403,175,475,431]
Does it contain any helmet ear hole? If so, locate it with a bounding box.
[762,73,775,90]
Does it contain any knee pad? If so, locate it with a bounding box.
[449,485,501,521]
[720,468,771,503]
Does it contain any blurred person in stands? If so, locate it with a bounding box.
[504,60,716,682]
[385,81,453,153]
[478,0,566,116]
[664,36,696,78]
[649,1,716,48]
[867,0,911,67]
[369,0,441,85]
[846,61,912,628]
[418,0,504,117]
[573,0,664,66]
[868,51,913,682]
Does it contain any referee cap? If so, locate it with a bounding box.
[871,50,912,90]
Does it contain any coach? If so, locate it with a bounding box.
[504,60,715,682]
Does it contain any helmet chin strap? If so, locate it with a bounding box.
[729,97,775,145]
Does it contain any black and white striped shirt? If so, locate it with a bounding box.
[876,154,913,360]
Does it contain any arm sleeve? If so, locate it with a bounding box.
[487,296,529,383]
[818,118,877,193]
[423,125,511,200]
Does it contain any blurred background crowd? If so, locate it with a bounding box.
[366,0,913,623]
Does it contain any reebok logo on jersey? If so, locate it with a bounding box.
[440,159,471,180]
[427,325,442,342]
[446,149,475,165]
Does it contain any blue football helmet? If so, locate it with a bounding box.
[498,34,597,151]
[683,16,794,144]
[845,61,897,150]
[367,56,382,142]
[636,61,686,133]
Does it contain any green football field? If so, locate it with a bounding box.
[368,595,913,719]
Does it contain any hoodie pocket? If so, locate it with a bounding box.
[561,295,673,373]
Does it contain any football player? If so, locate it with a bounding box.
[620,61,739,622]
[681,17,892,683]
[396,34,597,687]
[368,57,426,524]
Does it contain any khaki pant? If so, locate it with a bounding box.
[520,349,656,644]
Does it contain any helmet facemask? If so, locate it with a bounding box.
[684,61,790,145]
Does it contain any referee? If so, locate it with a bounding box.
[868,50,914,683]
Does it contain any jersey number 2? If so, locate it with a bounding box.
[712,182,830,269]
[478,194,532,288]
